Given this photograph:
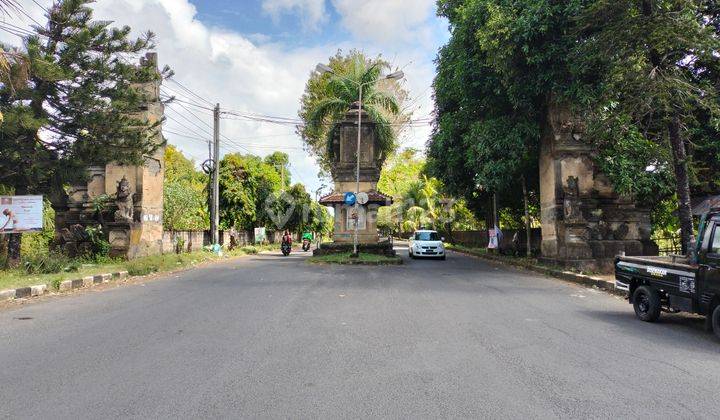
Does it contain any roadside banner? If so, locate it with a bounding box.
[254,227,267,244]
[0,195,44,233]
[487,226,498,249]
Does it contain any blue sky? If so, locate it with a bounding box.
[5,0,449,195]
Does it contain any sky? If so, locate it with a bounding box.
[1,0,449,195]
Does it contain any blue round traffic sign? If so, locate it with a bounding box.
[343,192,356,206]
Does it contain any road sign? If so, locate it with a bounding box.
[343,192,356,206]
[356,192,369,205]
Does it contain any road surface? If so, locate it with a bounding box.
[2,246,719,418]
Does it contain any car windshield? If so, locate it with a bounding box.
[415,232,439,241]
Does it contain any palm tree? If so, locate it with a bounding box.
[305,53,403,168]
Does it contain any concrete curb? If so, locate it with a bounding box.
[449,248,623,297]
[1,271,129,301]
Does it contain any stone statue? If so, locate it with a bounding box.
[114,176,134,223]
[563,176,583,223]
[614,223,630,240]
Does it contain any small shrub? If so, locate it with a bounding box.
[240,245,258,254]
[126,260,160,276]
[23,252,78,274]
[175,236,186,254]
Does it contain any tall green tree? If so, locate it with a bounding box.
[575,0,720,253]
[0,0,169,266]
[298,50,408,172]
[219,153,282,231]
[163,145,208,231]
[431,0,720,256]
[429,0,544,227]
[377,149,479,237]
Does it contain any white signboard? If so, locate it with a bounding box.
[254,227,267,244]
[0,195,44,233]
[346,206,366,230]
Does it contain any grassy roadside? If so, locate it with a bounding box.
[0,244,275,292]
[446,243,611,279]
[308,252,402,265]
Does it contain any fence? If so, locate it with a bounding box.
[161,230,205,254]
[437,228,543,254]
[654,235,683,256]
[162,229,296,254]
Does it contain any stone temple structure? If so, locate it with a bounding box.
[317,103,393,253]
[539,103,657,272]
[54,53,165,259]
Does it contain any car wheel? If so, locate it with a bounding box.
[440,255,446,260]
[633,285,661,322]
[409,251,415,259]
[712,304,720,340]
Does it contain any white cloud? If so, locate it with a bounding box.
[331,0,436,45]
[262,0,327,31]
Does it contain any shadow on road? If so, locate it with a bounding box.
[579,308,719,349]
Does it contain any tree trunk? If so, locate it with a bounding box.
[6,233,21,268]
[5,184,27,269]
[522,175,532,257]
[669,115,695,255]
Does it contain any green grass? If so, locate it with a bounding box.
[308,252,402,265]
[0,244,276,292]
[445,243,605,277]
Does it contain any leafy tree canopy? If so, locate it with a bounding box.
[298,50,409,173]
[163,145,208,231]
[1,0,171,196]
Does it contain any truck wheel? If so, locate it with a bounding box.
[633,285,661,322]
[712,305,720,340]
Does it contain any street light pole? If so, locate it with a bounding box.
[314,63,404,257]
[353,84,363,256]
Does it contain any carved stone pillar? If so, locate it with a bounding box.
[539,102,656,272]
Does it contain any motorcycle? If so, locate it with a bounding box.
[281,241,291,256]
[302,238,311,252]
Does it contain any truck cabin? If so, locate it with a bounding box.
[696,208,720,267]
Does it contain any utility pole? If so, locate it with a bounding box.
[211,103,220,245]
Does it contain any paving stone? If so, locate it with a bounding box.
[30,285,47,296]
[0,289,15,300]
[15,287,31,299]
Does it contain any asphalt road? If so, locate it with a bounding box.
[2,246,720,419]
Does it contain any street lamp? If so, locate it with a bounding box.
[316,63,404,256]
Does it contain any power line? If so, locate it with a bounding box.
[166,100,214,132]
[165,113,212,141]
[160,85,213,109]
[166,78,214,107]
[160,93,216,112]
[164,129,304,150]
[165,107,212,136]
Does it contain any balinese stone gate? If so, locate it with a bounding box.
[317,103,393,251]
[55,53,165,259]
[539,102,656,272]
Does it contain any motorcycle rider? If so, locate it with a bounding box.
[301,231,313,251]
[280,230,292,256]
[282,230,292,247]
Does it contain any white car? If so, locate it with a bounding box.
[409,230,446,260]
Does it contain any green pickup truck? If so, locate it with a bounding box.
[615,208,720,339]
